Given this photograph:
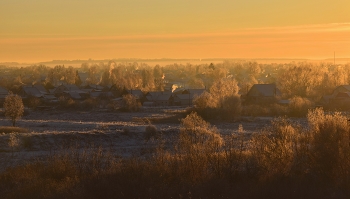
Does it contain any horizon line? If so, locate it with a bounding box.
[1,57,349,65]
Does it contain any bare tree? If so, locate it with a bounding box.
[4,92,24,127]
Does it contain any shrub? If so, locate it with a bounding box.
[288,96,313,117]
[28,97,41,109]
[106,102,116,110]
[219,124,250,180]
[193,78,241,120]
[269,103,288,116]
[250,118,303,180]
[8,132,20,151]
[58,97,78,110]
[307,108,350,183]
[0,147,110,199]
[242,104,270,117]
[242,103,288,117]
[144,124,159,141]
[176,112,224,182]
[178,112,223,154]
[193,91,216,109]
[122,94,141,112]
[222,95,242,119]
[80,98,96,110]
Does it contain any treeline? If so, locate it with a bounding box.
[2,60,349,98]
[0,62,165,93]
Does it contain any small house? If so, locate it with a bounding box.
[32,84,49,94]
[154,93,174,106]
[53,84,88,99]
[173,94,192,106]
[331,85,350,97]
[172,88,205,106]
[144,91,162,101]
[320,85,350,107]
[20,86,44,98]
[245,84,281,103]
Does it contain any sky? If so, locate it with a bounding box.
[1,0,350,63]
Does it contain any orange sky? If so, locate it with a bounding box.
[1,0,350,63]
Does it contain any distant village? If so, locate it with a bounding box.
[0,61,350,112]
[2,73,215,110]
[0,67,205,109]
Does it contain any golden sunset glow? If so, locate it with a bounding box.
[1,0,350,62]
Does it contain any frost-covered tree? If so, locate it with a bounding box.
[4,92,24,126]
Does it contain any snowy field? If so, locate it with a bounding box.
[0,108,306,171]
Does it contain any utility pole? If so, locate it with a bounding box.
[334,51,336,65]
